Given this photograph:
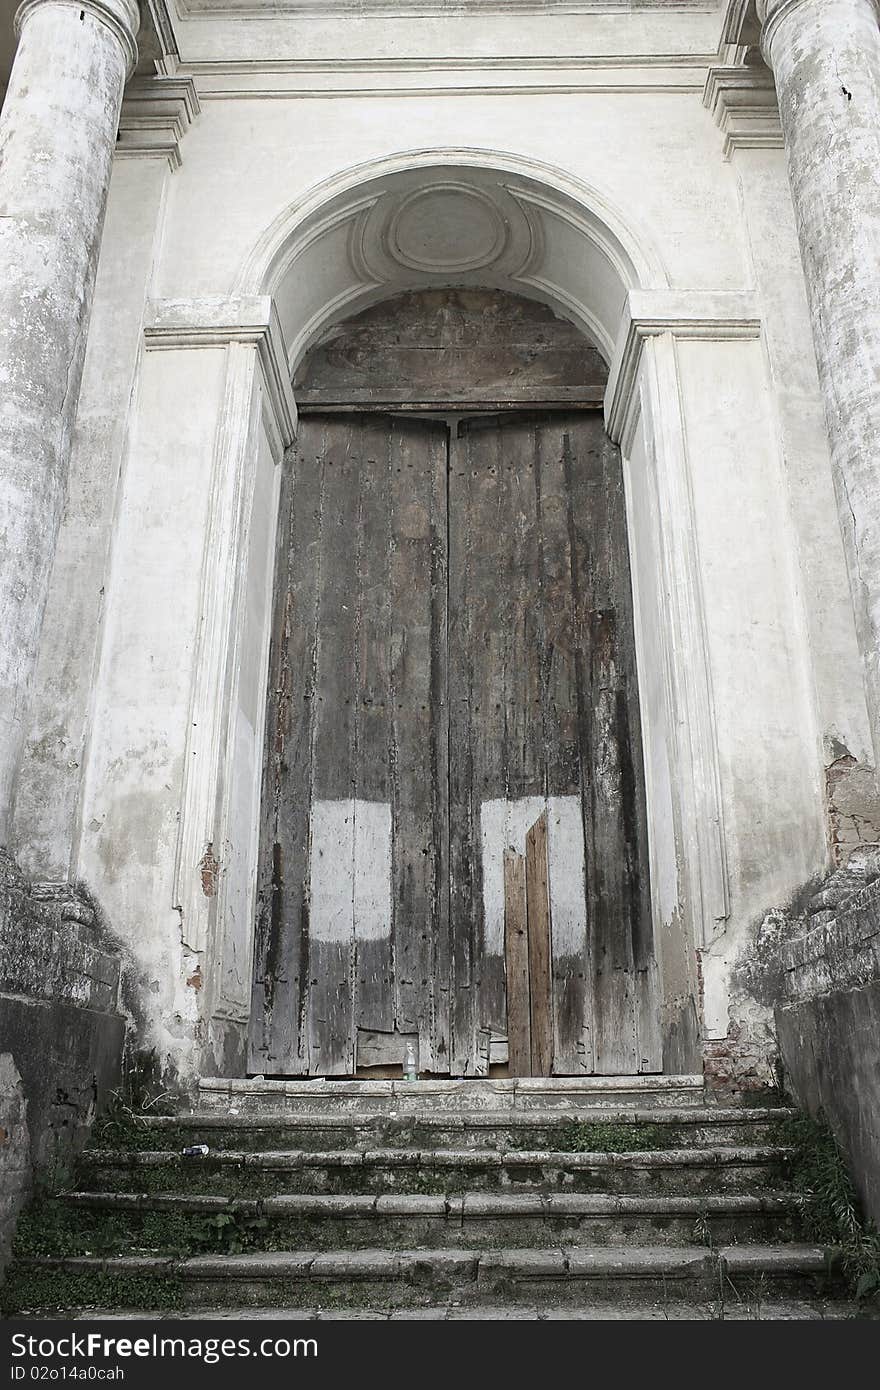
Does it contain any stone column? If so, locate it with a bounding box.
[758,0,880,765]
[0,0,139,842]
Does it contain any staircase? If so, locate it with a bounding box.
[2,1075,862,1320]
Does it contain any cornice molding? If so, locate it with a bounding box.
[15,0,140,75]
[118,75,200,169]
[176,0,717,14]
[145,296,297,447]
[703,63,782,158]
[605,290,762,443]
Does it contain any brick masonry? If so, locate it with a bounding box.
[0,1054,30,1282]
[0,851,125,1180]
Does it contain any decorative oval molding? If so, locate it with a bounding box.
[385,183,509,273]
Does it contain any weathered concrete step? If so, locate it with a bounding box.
[129,1107,793,1153]
[198,1075,707,1116]
[56,1299,868,1321]
[9,1245,842,1312]
[51,1190,800,1251]
[79,1145,793,1197]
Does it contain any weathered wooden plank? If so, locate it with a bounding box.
[525,811,553,1078]
[601,430,659,1071]
[248,462,295,1075]
[536,417,594,1075]
[389,417,449,1069]
[588,611,638,1074]
[298,390,606,411]
[471,420,508,1052]
[427,425,452,1075]
[356,1029,419,1069]
[294,288,609,408]
[248,425,325,1075]
[450,420,509,1072]
[503,850,531,1077]
[447,425,477,1075]
[501,418,543,807]
[306,418,359,1075]
[353,417,394,1045]
[565,416,651,1074]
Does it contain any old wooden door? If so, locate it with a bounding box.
[249,410,659,1076]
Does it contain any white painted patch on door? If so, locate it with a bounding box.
[480,796,587,957]
[545,798,589,957]
[353,800,393,943]
[309,799,392,944]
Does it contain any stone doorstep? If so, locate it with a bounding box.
[18,1245,838,1284]
[145,1104,794,1130]
[59,1191,798,1218]
[197,1076,706,1113]
[83,1144,793,1170]
[56,1300,868,1321]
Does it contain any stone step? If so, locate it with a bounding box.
[79,1145,792,1197]
[53,1299,868,1321]
[46,1189,799,1252]
[126,1106,793,1154]
[197,1075,707,1116]
[7,1244,843,1313]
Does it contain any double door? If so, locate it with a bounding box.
[249,410,659,1076]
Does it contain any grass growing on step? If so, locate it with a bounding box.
[11,1201,275,1261]
[0,1268,184,1318]
[778,1112,880,1303]
[90,1088,184,1153]
[554,1121,672,1153]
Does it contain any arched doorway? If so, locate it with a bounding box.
[189,153,725,1085]
[248,288,659,1077]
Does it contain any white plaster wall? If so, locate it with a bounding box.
[77,344,228,1072]
[210,412,281,1028]
[169,6,724,68]
[674,334,827,1033]
[154,92,749,305]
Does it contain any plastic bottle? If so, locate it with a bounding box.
[403,1039,418,1082]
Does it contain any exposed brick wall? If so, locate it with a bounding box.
[703,1019,779,1097]
[0,851,125,1181]
[0,1054,30,1280]
[826,754,880,867]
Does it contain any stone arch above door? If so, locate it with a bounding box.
[235,149,666,366]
